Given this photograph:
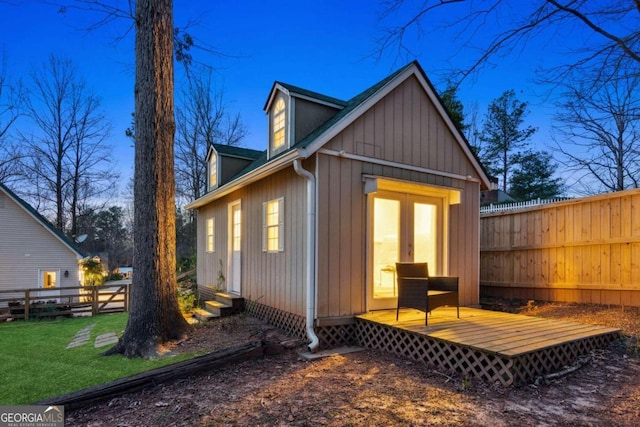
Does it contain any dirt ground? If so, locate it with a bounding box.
[67,299,640,427]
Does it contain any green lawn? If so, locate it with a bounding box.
[0,314,194,405]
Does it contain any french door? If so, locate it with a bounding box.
[368,191,443,310]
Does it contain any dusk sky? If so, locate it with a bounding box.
[1,1,599,197]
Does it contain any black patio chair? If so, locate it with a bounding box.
[395,262,460,325]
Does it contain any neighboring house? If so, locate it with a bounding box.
[0,183,86,305]
[186,61,491,350]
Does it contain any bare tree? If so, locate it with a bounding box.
[105,0,191,358]
[553,71,640,193]
[20,54,115,232]
[378,0,640,85]
[0,51,23,184]
[66,84,118,237]
[175,69,247,205]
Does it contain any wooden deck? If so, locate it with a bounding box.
[355,307,620,385]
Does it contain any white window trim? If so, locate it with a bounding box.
[206,217,215,253]
[262,197,284,253]
[208,152,218,190]
[270,95,287,156]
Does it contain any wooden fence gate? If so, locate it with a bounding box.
[0,283,130,320]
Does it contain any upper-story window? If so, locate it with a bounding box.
[208,151,218,190]
[272,96,286,151]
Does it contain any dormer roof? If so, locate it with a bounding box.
[206,143,264,162]
[264,82,347,112]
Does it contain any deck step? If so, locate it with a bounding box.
[214,292,245,310]
[193,308,219,322]
[194,294,245,323]
[204,300,235,317]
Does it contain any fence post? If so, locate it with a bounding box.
[24,289,30,320]
[92,286,98,316]
[123,285,129,312]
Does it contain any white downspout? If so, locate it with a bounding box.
[293,158,319,352]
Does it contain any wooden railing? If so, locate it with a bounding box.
[0,283,129,320]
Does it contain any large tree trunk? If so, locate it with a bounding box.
[105,0,190,358]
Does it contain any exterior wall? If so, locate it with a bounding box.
[315,75,483,318]
[480,189,640,306]
[219,155,253,185]
[293,98,340,144]
[0,191,81,300]
[196,166,308,317]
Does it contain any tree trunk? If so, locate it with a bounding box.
[105,0,190,358]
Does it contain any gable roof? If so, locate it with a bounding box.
[186,61,491,210]
[0,183,86,258]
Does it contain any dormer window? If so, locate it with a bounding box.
[208,151,218,190]
[272,95,286,151]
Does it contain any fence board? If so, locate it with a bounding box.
[480,189,640,307]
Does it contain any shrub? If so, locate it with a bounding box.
[177,288,196,314]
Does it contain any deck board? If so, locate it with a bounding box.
[355,306,620,385]
[357,307,619,358]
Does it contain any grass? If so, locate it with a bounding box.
[0,313,195,405]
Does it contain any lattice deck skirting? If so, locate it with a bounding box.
[243,299,359,348]
[356,308,620,386]
[244,300,307,340]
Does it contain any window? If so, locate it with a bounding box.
[208,152,218,190]
[206,217,215,252]
[272,97,286,150]
[262,198,284,252]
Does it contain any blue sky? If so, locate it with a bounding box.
[2,1,579,194]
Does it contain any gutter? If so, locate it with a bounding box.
[293,158,319,352]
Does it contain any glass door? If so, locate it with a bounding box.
[368,192,443,310]
[228,201,242,295]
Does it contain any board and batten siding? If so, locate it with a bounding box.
[315,75,483,318]
[196,166,308,317]
[0,191,81,298]
[480,189,640,306]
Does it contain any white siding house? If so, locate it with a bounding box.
[0,184,85,305]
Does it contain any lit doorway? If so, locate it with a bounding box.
[367,191,443,310]
[38,269,60,299]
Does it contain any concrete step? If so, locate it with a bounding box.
[204,300,235,317]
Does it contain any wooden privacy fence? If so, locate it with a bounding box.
[0,283,129,320]
[480,189,640,307]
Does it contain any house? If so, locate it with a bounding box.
[0,183,85,305]
[186,61,491,351]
